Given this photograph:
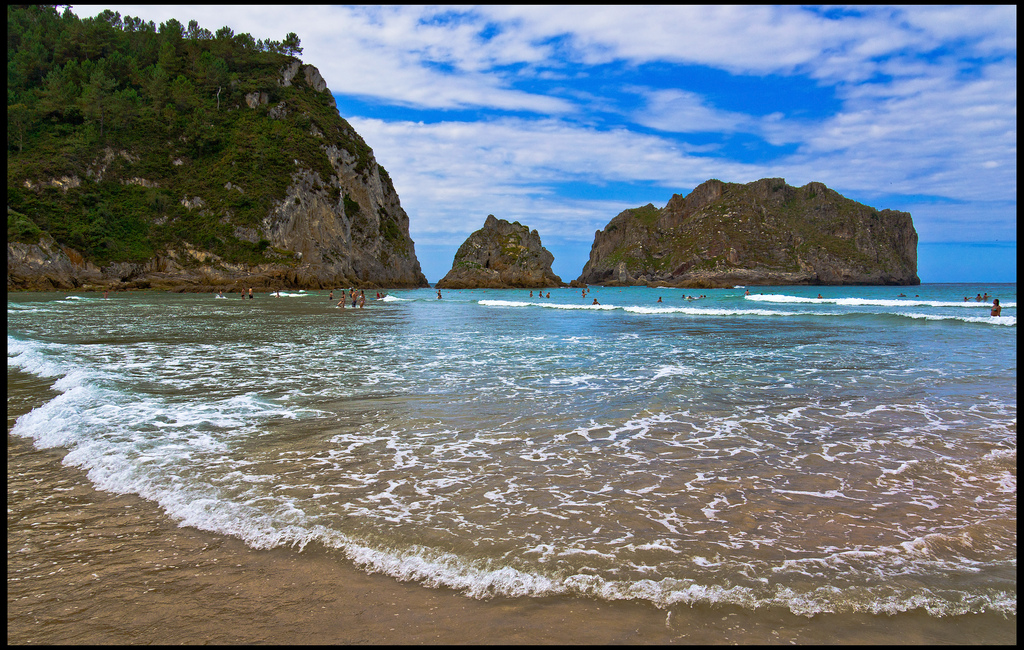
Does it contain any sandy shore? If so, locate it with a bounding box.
[7,374,1016,644]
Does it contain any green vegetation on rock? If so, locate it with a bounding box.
[578,178,919,287]
[7,5,426,290]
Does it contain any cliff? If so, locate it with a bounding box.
[577,178,919,287]
[435,215,563,289]
[7,7,428,291]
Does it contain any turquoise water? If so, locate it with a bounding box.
[7,283,1016,617]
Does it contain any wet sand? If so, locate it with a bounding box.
[7,375,1016,644]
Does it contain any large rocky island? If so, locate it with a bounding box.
[7,7,427,292]
[435,215,563,289]
[577,178,920,287]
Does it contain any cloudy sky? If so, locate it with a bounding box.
[80,5,1017,283]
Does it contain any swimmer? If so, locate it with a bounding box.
[817,294,823,299]
[437,290,442,299]
[657,297,662,303]
[991,298,1001,317]
[329,291,334,301]
[359,290,366,308]
[592,298,600,305]
[249,288,254,300]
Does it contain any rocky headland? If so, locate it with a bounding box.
[7,7,427,292]
[435,215,563,289]
[577,178,920,287]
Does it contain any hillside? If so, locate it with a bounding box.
[577,178,920,287]
[7,6,427,291]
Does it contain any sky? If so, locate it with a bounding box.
[79,5,1017,284]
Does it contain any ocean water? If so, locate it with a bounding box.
[7,283,1016,630]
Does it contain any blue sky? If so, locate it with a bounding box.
[81,5,1017,283]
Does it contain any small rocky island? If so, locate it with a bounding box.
[435,215,563,289]
[577,178,920,287]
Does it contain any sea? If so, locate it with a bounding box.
[7,283,1016,643]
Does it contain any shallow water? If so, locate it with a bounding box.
[7,284,1016,641]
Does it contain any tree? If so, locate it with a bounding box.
[146,64,169,111]
[282,32,303,56]
[170,74,198,111]
[40,62,82,120]
[8,103,32,153]
[110,88,141,132]
[79,65,116,137]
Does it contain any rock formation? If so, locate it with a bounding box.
[577,178,919,287]
[7,33,428,292]
[435,215,563,289]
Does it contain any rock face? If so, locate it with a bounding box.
[435,215,563,289]
[577,178,920,287]
[7,62,428,292]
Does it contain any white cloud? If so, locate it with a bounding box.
[631,88,754,134]
[348,116,763,242]
[73,4,1017,273]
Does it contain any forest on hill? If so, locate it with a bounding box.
[7,5,381,269]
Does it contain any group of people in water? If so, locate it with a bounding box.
[212,287,390,309]
[210,285,1004,316]
[960,292,1002,316]
[331,288,371,308]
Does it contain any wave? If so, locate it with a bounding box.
[12,360,1013,621]
[479,299,617,310]
[477,300,1014,325]
[746,293,1016,309]
[895,312,1016,326]
[7,324,1015,620]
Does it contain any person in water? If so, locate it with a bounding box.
[592,298,600,305]
[437,289,442,299]
[991,298,1001,317]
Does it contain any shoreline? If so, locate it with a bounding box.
[9,435,1016,645]
[8,345,1015,646]
[7,378,1016,644]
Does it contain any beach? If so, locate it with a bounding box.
[8,285,1015,643]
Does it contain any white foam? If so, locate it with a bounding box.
[896,312,1016,326]
[8,336,71,378]
[747,293,1016,309]
[479,299,616,310]
[624,305,804,317]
